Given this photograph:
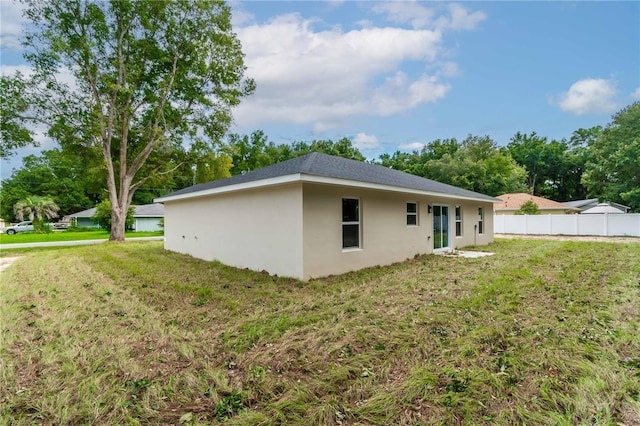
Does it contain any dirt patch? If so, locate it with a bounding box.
[0,256,21,273]
[496,234,640,243]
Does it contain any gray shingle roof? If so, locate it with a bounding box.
[159,152,500,202]
[160,152,499,202]
[70,203,164,218]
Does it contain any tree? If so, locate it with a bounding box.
[0,148,101,221]
[0,75,36,158]
[515,199,540,215]
[14,195,60,232]
[224,131,366,176]
[2,0,254,241]
[582,103,640,211]
[91,200,134,230]
[507,130,596,201]
[421,135,527,196]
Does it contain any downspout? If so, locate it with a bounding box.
[474,224,477,246]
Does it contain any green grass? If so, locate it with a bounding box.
[1,238,639,425]
[0,230,163,245]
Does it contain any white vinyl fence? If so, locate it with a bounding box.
[494,214,640,237]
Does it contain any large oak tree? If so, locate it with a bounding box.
[1,0,254,240]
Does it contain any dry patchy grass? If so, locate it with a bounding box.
[1,239,639,425]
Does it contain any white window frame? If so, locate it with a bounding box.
[478,207,484,234]
[455,205,462,237]
[342,198,361,250]
[406,202,418,226]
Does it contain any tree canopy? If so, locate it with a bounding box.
[14,195,60,232]
[377,135,527,196]
[1,0,254,240]
[582,102,640,210]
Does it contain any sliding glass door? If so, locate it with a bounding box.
[433,205,450,251]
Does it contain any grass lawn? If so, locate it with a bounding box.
[1,239,639,425]
[0,230,163,245]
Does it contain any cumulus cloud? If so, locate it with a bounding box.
[233,11,462,130]
[631,87,640,100]
[556,78,618,115]
[353,133,379,150]
[399,142,426,151]
[372,2,486,30]
[0,1,26,50]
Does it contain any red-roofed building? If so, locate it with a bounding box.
[495,193,580,215]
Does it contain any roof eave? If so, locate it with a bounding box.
[155,173,498,204]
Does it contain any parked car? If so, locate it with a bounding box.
[3,221,34,235]
[53,223,69,230]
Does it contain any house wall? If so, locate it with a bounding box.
[301,183,494,279]
[76,218,100,228]
[163,183,304,279]
[134,217,163,232]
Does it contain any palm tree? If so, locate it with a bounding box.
[14,196,60,232]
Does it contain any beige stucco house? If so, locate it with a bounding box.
[155,153,499,280]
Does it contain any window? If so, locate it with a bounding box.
[455,205,462,237]
[342,198,360,249]
[406,202,418,226]
[478,207,484,234]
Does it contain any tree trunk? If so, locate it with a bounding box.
[109,204,127,241]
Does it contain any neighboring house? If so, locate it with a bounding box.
[581,203,626,214]
[69,203,164,231]
[495,193,580,215]
[564,198,630,213]
[155,153,499,281]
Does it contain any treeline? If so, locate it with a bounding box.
[1,103,638,221]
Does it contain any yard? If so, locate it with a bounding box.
[1,239,639,425]
[0,230,163,246]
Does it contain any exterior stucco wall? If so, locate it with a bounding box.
[451,200,495,248]
[301,184,494,279]
[163,183,304,279]
[133,217,163,232]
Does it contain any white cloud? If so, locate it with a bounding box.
[372,2,486,31]
[556,78,618,115]
[446,3,487,30]
[0,64,33,77]
[399,142,425,151]
[0,1,26,50]
[631,87,640,100]
[233,13,455,130]
[353,133,379,150]
[372,1,435,29]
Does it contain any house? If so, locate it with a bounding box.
[581,203,626,214]
[495,193,580,215]
[564,198,630,213]
[69,203,164,231]
[155,153,499,280]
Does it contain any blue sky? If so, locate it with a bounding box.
[1,1,639,179]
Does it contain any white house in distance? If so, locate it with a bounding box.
[69,203,164,231]
[564,198,630,213]
[155,153,499,280]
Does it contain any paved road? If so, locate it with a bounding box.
[0,236,164,250]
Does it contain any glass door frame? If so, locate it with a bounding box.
[432,204,452,252]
